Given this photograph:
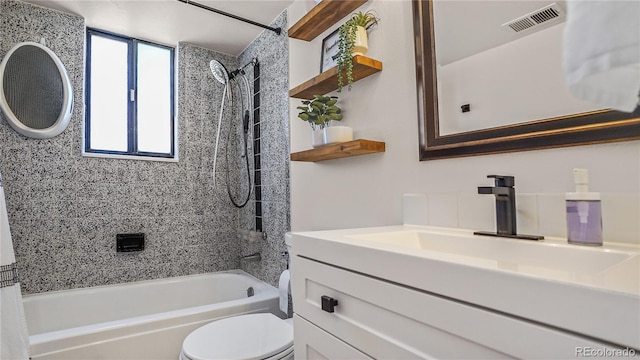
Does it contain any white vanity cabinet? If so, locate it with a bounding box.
[293,315,373,360]
[291,254,635,359]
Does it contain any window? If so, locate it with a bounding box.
[85,29,175,159]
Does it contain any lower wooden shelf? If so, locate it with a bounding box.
[290,139,385,162]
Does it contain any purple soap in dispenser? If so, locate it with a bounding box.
[566,169,602,246]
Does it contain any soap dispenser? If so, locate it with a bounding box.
[566,169,603,246]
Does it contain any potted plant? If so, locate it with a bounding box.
[297,95,351,147]
[336,10,380,92]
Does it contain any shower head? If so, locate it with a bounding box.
[209,60,229,84]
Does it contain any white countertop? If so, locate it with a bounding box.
[291,225,640,349]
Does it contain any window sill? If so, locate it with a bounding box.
[82,151,179,162]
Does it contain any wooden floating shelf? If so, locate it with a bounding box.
[291,139,385,162]
[289,0,369,41]
[289,56,382,99]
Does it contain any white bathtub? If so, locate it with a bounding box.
[22,270,281,360]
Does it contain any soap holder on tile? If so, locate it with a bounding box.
[117,233,145,252]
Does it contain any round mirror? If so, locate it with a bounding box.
[0,42,73,139]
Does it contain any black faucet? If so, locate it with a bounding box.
[474,175,544,241]
[478,175,517,235]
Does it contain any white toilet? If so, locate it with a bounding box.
[180,233,294,360]
[180,313,294,360]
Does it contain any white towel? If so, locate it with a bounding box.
[563,0,640,112]
[0,173,30,360]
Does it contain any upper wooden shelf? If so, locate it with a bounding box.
[289,0,369,41]
[291,139,385,162]
[289,56,382,99]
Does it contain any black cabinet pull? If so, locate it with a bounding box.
[321,295,338,313]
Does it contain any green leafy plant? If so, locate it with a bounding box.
[297,95,343,130]
[337,10,379,92]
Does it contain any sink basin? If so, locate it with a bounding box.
[293,225,640,349]
[347,230,636,275]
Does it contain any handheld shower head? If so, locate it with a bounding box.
[210,59,233,105]
[209,60,229,84]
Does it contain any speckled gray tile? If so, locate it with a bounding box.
[7,218,34,258]
[76,158,120,184]
[98,266,147,287]
[1,1,290,294]
[74,218,116,253]
[237,10,290,287]
[0,147,31,183]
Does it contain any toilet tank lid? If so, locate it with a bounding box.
[182,313,293,360]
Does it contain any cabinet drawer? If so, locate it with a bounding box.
[292,255,618,359]
[294,314,372,360]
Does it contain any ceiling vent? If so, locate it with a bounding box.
[502,3,564,33]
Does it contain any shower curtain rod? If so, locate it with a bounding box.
[177,0,282,35]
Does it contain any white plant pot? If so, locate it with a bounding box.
[323,126,353,145]
[312,129,325,148]
[353,26,368,56]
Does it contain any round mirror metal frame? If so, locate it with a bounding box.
[0,41,73,139]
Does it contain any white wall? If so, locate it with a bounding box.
[288,0,639,244]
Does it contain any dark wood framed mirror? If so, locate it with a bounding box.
[412,0,640,161]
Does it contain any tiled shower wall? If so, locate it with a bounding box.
[0,0,289,294]
[238,11,291,287]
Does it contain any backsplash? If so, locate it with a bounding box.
[0,0,292,293]
[403,192,639,244]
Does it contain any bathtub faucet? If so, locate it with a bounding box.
[240,253,261,262]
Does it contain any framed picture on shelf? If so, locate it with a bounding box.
[320,28,340,73]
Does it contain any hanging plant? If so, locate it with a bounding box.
[336,10,380,92]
